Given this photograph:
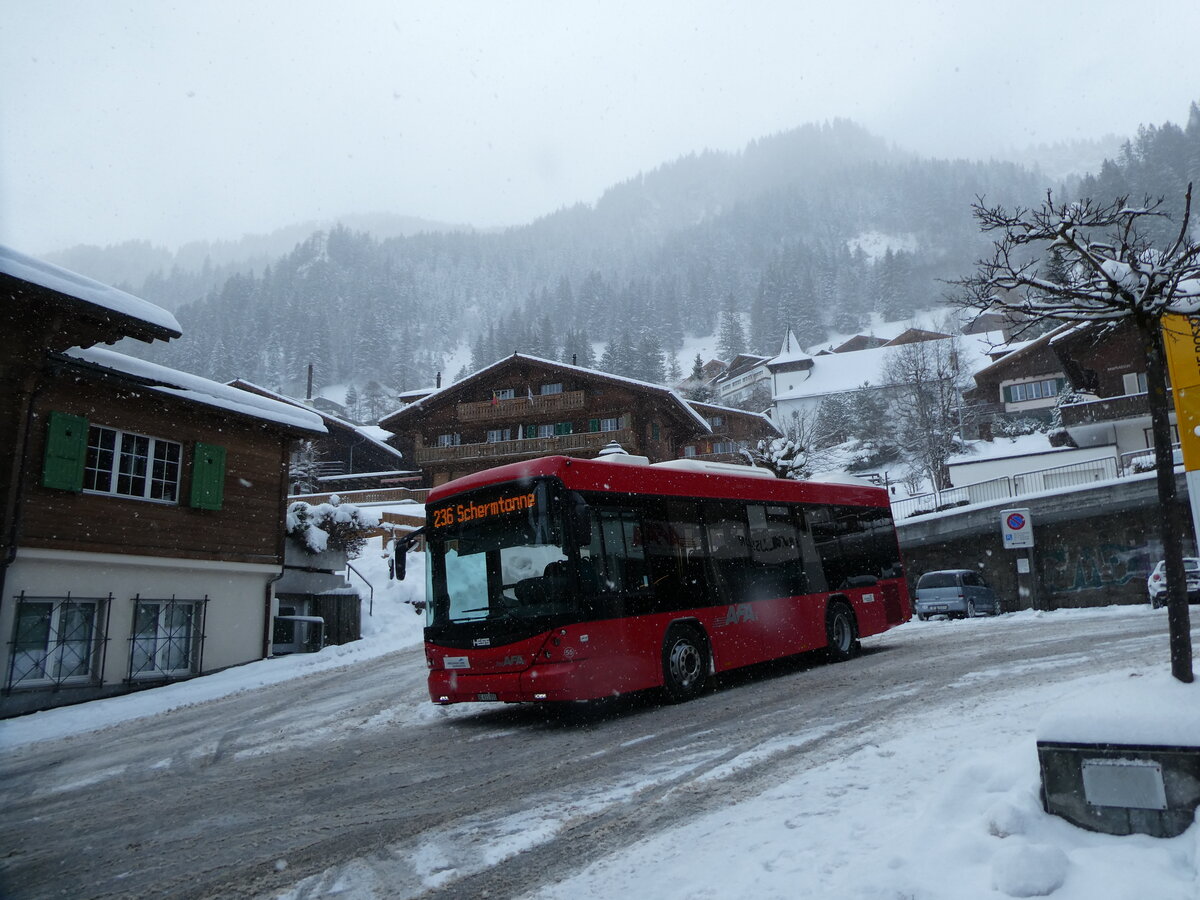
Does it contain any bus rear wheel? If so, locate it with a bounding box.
[825,602,860,663]
[662,625,709,703]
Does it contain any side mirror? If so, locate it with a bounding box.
[392,527,423,581]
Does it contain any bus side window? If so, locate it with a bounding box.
[701,501,751,601]
[644,500,705,612]
[746,504,805,599]
[594,509,650,593]
[794,508,829,594]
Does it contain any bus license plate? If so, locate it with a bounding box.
[477,692,498,701]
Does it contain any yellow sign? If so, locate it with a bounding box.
[1162,314,1200,471]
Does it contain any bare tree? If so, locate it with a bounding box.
[881,335,972,492]
[955,184,1200,682]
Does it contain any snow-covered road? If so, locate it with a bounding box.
[1,606,1195,899]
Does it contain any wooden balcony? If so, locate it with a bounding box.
[416,429,635,465]
[1059,392,1153,427]
[456,390,586,422]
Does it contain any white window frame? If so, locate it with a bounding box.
[436,433,461,447]
[84,425,181,503]
[494,388,515,401]
[130,598,201,680]
[537,424,555,438]
[599,417,620,433]
[486,428,513,443]
[9,595,103,688]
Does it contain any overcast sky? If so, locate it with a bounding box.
[2,1,1198,255]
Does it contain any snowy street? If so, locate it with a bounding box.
[1,606,1195,899]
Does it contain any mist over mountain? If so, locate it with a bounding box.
[95,110,1198,402]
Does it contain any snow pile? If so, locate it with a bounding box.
[286,497,381,553]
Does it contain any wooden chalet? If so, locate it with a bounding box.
[228,379,418,492]
[683,401,782,462]
[379,353,778,486]
[1,246,325,717]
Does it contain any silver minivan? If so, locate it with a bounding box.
[914,569,1002,620]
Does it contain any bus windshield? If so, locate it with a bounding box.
[426,480,571,627]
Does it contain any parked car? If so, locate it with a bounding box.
[914,569,1002,620]
[1146,558,1200,608]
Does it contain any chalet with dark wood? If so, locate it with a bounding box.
[682,401,782,461]
[1,246,325,717]
[380,354,744,486]
[965,325,1072,438]
[1051,320,1168,461]
[228,379,419,492]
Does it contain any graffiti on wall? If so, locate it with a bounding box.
[1040,542,1159,595]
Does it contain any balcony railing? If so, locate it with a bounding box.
[892,455,1128,520]
[416,428,635,465]
[1058,391,1152,427]
[456,390,586,422]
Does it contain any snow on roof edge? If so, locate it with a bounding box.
[380,353,714,434]
[66,348,326,433]
[1,244,182,337]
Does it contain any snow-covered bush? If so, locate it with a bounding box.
[287,496,380,557]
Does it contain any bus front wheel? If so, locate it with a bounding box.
[825,602,860,663]
[662,625,709,703]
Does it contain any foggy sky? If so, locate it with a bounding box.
[2,1,1198,255]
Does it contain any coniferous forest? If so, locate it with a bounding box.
[71,108,1200,402]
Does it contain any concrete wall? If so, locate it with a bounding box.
[2,548,278,716]
[897,471,1193,612]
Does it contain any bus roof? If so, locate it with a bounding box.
[426,456,890,509]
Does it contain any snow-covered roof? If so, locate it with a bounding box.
[774,331,1007,402]
[229,380,401,459]
[686,399,782,435]
[381,353,714,434]
[1,244,181,337]
[65,348,326,433]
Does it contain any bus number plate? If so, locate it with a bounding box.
[477,693,498,702]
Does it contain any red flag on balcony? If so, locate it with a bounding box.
[490,391,498,406]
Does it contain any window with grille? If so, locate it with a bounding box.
[7,593,108,689]
[84,425,181,502]
[129,597,205,680]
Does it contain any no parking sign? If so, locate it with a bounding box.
[1001,508,1034,549]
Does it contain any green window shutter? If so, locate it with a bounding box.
[42,411,89,491]
[1002,385,1013,403]
[555,422,571,436]
[588,418,600,433]
[190,443,226,510]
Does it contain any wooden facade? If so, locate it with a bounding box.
[1,248,324,717]
[381,355,778,486]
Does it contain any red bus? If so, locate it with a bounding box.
[419,454,910,705]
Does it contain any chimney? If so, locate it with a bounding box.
[306,363,314,401]
[572,354,577,366]
[436,371,442,389]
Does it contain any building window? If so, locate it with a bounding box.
[1005,378,1065,403]
[493,388,515,401]
[599,417,620,433]
[540,383,563,395]
[130,597,204,679]
[486,428,513,443]
[712,441,736,454]
[436,433,461,447]
[7,593,107,688]
[651,422,660,441]
[707,415,725,428]
[537,424,555,438]
[1122,372,1149,395]
[684,445,697,457]
[84,426,181,502]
